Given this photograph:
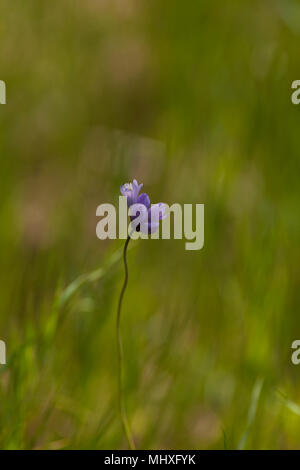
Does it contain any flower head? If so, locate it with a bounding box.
[121,179,167,234]
[145,202,168,234]
[120,179,143,207]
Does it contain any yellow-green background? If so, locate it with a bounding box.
[0,0,300,449]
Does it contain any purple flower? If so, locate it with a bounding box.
[143,202,167,234]
[120,179,167,234]
[120,179,143,207]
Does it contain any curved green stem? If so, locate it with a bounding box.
[116,235,136,450]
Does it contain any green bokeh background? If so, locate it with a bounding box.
[0,0,300,449]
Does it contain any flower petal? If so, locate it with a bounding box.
[137,192,150,208]
[149,203,168,221]
[120,179,143,207]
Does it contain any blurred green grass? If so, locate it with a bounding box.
[0,0,300,449]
